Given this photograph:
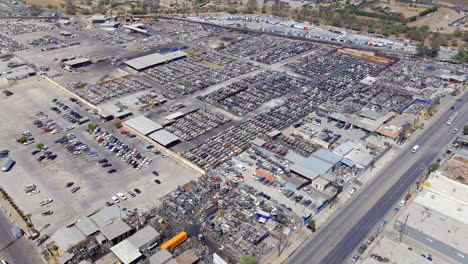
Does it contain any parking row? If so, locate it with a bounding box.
[287,50,356,78]
[164,108,230,141]
[74,77,153,105]
[198,71,307,116]
[251,41,316,65]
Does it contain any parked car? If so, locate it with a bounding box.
[65,182,74,188]
[128,191,136,198]
[349,187,357,195]
[102,163,112,168]
[112,196,120,203]
[134,188,141,194]
[152,171,159,176]
[108,169,117,174]
[353,179,363,186]
[40,198,53,206]
[31,150,40,155]
[42,210,53,216]
[357,243,367,254]
[154,179,161,184]
[117,193,127,200]
[366,236,375,244]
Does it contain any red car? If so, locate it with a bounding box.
[44,128,52,132]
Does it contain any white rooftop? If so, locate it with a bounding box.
[124,51,188,70]
[111,239,142,264]
[415,172,468,224]
[125,115,162,135]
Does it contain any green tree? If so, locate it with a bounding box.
[85,0,92,5]
[453,44,468,62]
[429,163,440,172]
[464,125,468,135]
[453,29,462,38]
[19,136,28,142]
[307,219,316,231]
[239,255,258,264]
[36,143,44,149]
[226,7,238,14]
[88,124,99,131]
[114,121,122,128]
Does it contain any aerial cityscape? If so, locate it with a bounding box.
[0,0,467,263]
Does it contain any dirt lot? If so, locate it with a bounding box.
[409,7,465,33]
[433,0,467,6]
[443,157,468,185]
[24,0,65,9]
[367,0,423,18]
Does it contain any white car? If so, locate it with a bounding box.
[40,198,53,206]
[112,196,120,203]
[349,187,357,195]
[117,193,127,200]
[399,199,406,207]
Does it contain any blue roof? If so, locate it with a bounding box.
[313,149,343,164]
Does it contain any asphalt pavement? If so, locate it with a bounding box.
[0,212,42,264]
[287,92,468,264]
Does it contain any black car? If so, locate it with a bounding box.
[108,169,117,174]
[52,98,58,103]
[42,210,53,216]
[37,156,46,161]
[71,187,80,193]
[102,163,112,168]
[48,154,58,160]
[152,171,159,176]
[134,188,141,194]
[98,159,108,164]
[154,179,161,184]
[65,182,74,188]
[353,179,363,186]
[32,150,40,155]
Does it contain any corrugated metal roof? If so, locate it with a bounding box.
[149,249,174,264]
[313,149,343,164]
[89,205,121,228]
[64,57,90,66]
[165,111,185,120]
[75,217,99,236]
[125,115,162,135]
[284,151,306,164]
[111,239,142,264]
[290,163,320,180]
[124,51,187,70]
[51,226,86,251]
[359,109,383,120]
[127,226,160,250]
[148,129,180,146]
[100,220,132,241]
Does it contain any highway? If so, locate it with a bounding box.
[288,92,468,264]
[0,211,42,264]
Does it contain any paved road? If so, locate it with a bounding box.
[288,93,468,264]
[0,212,42,264]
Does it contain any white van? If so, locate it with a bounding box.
[411,145,419,153]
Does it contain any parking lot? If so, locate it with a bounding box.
[0,80,199,235]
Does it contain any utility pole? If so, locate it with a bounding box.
[399,214,410,244]
[417,166,428,191]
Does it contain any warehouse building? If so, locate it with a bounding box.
[148,129,180,147]
[124,51,188,71]
[100,219,134,244]
[290,149,343,180]
[393,172,468,264]
[125,115,163,136]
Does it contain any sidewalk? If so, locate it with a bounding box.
[0,191,33,237]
